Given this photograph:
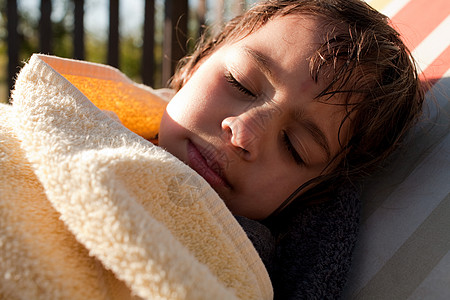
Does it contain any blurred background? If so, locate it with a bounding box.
[0,0,259,102]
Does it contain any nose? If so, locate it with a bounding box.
[221,111,267,161]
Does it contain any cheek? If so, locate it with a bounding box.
[163,88,194,125]
[173,75,230,123]
[158,83,201,151]
[158,109,178,143]
[159,70,228,143]
[158,109,187,161]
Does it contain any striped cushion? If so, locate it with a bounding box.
[344,0,450,298]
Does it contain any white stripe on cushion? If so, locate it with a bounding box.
[380,0,412,17]
[408,251,450,300]
[345,126,450,295]
[413,16,450,74]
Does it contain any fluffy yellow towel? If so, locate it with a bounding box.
[0,54,272,300]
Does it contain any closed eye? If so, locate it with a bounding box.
[224,71,256,98]
[282,131,305,166]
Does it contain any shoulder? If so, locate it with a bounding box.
[269,182,361,299]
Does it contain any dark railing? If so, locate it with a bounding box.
[7,0,19,97]
[4,0,196,99]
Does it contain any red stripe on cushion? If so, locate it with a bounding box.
[390,0,449,50]
[420,45,450,90]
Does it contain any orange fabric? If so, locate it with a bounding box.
[63,74,167,144]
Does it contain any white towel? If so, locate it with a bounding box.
[0,54,272,300]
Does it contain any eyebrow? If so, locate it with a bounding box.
[242,46,278,84]
[301,115,331,162]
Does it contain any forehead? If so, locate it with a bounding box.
[228,15,328,91]
[234,15,324,65]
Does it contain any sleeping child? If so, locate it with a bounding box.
[159,0,424,297]
[0,0,424,299]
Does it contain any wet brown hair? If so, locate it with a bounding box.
[169,0,424,211]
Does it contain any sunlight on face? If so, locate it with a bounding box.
[159,15,350,220]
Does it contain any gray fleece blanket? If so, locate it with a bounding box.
[237,184,360,299]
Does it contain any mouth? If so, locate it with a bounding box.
[186,140,231,189]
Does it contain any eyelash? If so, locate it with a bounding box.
[224,71,256,98]
[282,131,305,166]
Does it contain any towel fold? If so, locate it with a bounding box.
[0,54,272,300]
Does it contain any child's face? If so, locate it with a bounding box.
[159,15,349,219]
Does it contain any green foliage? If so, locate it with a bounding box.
[119,35,142,82]
[85,34,107,64]
[50,1,73,59]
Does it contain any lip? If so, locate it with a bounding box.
[186,140,231,189]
